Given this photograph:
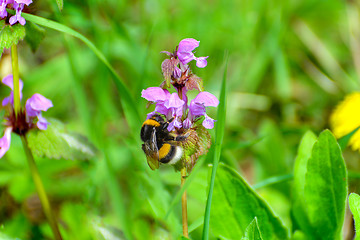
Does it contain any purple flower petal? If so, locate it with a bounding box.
[192,91,219,107]
[2,94,12,107]
[183,118,192,129]
[196,56,208,68]
[173,66,182,78]
[189,102,206,116]
[26,93,53,117]
[0,127,12,158]
[2,75,24,91]
[15,0,32,5]
[36,114,49,130]
[155,103,170,116]
[9,15,17,25]
[9,2,26,25]
[0,0,7,18]
[18,16,26,25]
[2,75,24,106]
[141,87,167,102]
[164,93,184,109]
[167,118,182,132]
[146,111,156,119]
[177,51,196,65]
[178,38,200,53]
[2,75,14,89]
[203,114,216,129]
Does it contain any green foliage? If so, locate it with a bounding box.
[1,0,360,239]
[349,193,360,240]
[24,22,46,52]
[0,20,25,55]
[26,118,97,160]
[56,0,64,11]
[242,217,263,240]
[293,130,348,239]
[202,57,227,240]
[210,164,289,240]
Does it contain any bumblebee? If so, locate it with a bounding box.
[141,114,187,170]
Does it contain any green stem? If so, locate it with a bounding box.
[20,136,63,240]
[181,167,189,237]
[11,44,20,116]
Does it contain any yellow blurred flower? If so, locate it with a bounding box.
[330,92,360,151]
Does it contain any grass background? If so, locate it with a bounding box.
[1,0,360,239]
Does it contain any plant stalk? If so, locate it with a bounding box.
[11,44,21,116]
[181,167,189,237]
[20,135,63,240]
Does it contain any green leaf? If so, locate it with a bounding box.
[241,217,263,240]
[56,0,64,11]
[292,131,317,235]
[303,130,348,239]
[0,20,25,55]
[26,118,97,160]
[349,193,360,240]
[24,21,46,52]
[210,164,289,240]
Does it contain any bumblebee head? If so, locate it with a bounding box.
[140,114,168,142]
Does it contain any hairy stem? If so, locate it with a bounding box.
[11,44,21,116]
[21,135,63,240]
[181,167,189,237]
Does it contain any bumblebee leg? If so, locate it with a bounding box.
[175,132,190,141]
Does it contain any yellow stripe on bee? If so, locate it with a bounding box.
[158,143,171,159]
[143,119,161,127]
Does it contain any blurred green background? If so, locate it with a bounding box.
[1,0,360,239]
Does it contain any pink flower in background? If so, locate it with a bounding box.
[26,93,53,130]
[0,74,53,158]
[0,0,32,25]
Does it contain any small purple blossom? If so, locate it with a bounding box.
[177,38,209,68]
[0,0,7,18]
[188,92,219,129]
[25,93,53,130]
[1,0,32,25]
[9,2,25,25]
[141,87,186,131]
[0,127,12,158]
[142,86,219,130]
[2,74,23,106]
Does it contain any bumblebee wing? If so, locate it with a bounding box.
[142,130,160,170]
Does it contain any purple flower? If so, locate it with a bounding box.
[177,38,209,68]
[188,92,219,129]
[9,2,25,25]
[2,74,23,106]
[0,127,12,158]
[15,0,32,5]
[0,0,8,18]
[141,87,185,131]
[25,93,53,130]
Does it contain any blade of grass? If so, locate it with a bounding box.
[15,11,141,134]
[252,173,293,190]
[294,20,358,92]
[202,53,228,240]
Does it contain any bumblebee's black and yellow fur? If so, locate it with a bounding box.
[141,114,187,170]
